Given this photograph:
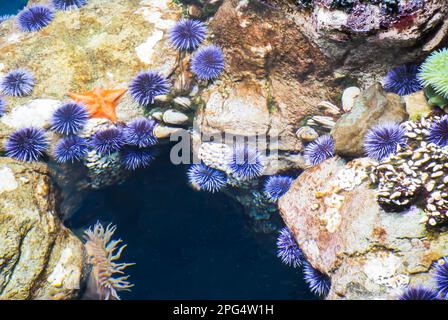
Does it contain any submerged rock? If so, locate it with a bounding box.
[0,158,85,300]
[331,84,408,158]
[278,157,448,300]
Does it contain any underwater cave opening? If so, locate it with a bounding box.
[67,145,313,300]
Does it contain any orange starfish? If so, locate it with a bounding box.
[68,87,127,123]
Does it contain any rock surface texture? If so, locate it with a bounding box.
[0,158,85,300]
[279,157,448,300]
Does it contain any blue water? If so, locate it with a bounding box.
[69,148,312,299]
[0,0,27,15]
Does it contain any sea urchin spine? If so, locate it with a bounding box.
[5,127,48,162]
[227,145,264,181]
[399,287,439,300]
[384,64,422,96]
[17,5,54,32]
[51,102,89,135]
[84,222,134,300]
[304,135,335,166]
[91,127,127,156]
[276,227,303,268]
[434,257,448,299]
[169,19,207,51]
[302,261,331,297]
[364,123,407,161]
[263,175,294,202]
[129,72,170,107]
[54,135,88,163]
[191,45,225,81]
[187,163,227,193]
[0,69,35,97]
[52,0,88,11]
[120,146,155,171]
[124,118,157,148]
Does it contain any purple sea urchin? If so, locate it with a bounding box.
[91,127,127,156]
[124,118,157,148]
[191,45,225,81]
[0,97,6,117]
[364,123,407,161]
[227,145,264,181]
[187,163,227,193]
[120,146,155,171]
[303,261,331,297]
[5,127,48,162]
[428,115,448,147]
[51,102,89,135]
[169,19,207,51]
[276,227,303,268]
[84,222,134,300]
[434,257,448,299]
[304,135,335,166]
[129,72,170,106]
[399,287,439,300]
[263,175,294,202]
[384,64,422,96]
[52,0,88,10]
[0,69,35,97]
[54,135,88,163]
[17,5,54,32]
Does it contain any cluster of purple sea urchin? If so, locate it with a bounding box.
[169,19,225,81]
[169,19,207,51]
[5,127,48,162]
[129,71,170,107]
[124,118,158,148]
[428,115,448,147]
[384,64,422,96]
[187,162,227,193]
[17,5,54,32]
[191,45,225,81]
[51,102,89,135]
[227,145,264,181]
[302,261,332,297]
[0,69,35,97]
[304,135,335,166]
[52,0,88,11]
[263,175,294,202]
[276,227,303,268]
[54,135,88,163]
[364,123,407,161]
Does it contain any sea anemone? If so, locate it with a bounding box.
[263,175,294,202]
[5,127,48,162]
[419,48,448,99]
[187,163,227,193]
[52,0,88,10]
[304,135,335,166]
[384,64,422,96]
[169,19,207,51]
[302,261,331,297]
[227,145,264,180]
[364,123,407,161]
[83,222,134,300]
[399,287,439,300]
[0,69,35,97]
[191,45,225,81]
[129,72,170,106]
[124,118,157,148]
[276,227,303,268]
[120,146,155,170]
[0,97,6,117]
[428,115,448,147]
[51,102,89,135]
[91,127,127,156]
[17,5,54,32]
[434,257,448,299]
[54,135,88,163]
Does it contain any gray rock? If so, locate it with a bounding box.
[278,157,448,300]
[331,84,408,158]
[163,109,189,125]
[0,158,85,300]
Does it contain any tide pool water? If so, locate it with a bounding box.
[0,0,28,15]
